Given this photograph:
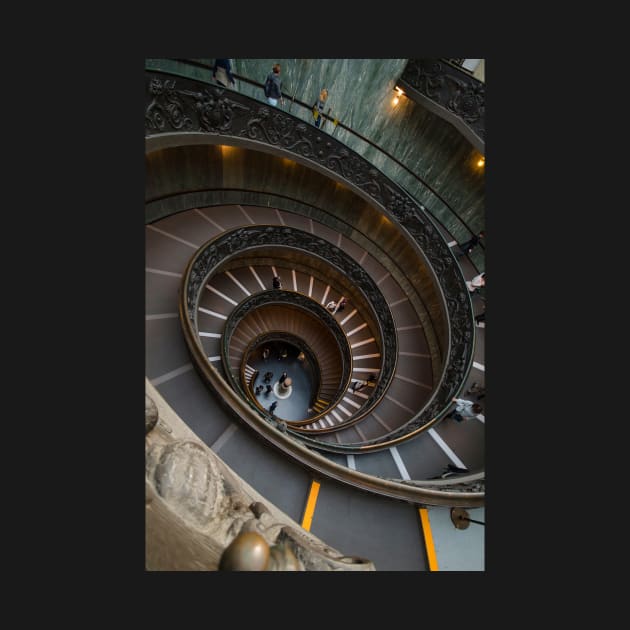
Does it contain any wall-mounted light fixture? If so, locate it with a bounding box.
[477,156,485,168]
[450,508,485,529]
[392,86,404,106]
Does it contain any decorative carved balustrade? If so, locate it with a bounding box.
[398,59,485,153]
[145,388,376,571]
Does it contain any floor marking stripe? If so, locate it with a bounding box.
[198,307,227,320]
[394,374,432,389]
[347,454,356,470]
[347,322,368,337]
[389,297,409,307]
[292,269,297,292]
[249,266,266,290]
[372,411,392,431]
[146,224,199,249]
[399,351,431,358]
[206,284,238,305]
[238,205,255,224]
[397,324,422,331]
[385,395,415,414]
[145,268,182,278]
[419,508,439,571]
[275,209,285,225]
[342,397,362,409]
[207,356,221,362]
[428,428,467,468]
[146,313,178,320]
[350,337,375,348]
[390,447,411,480]
[225,270,251,296]
[150,364,193,386]
[194,208,224,231]
[340,309,357,325]
[199,332,221,338]
[376,272,391,285]
[473,361,485,372]
[352,391,370,400]
[308,276,314,297]
[353,353,381,360]
[331,410,343,423]
[301,481,320,531]
[358,250,368,265]
[211,424,238,454]
[321,285,331,305]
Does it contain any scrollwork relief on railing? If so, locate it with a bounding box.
[398,59,485,147]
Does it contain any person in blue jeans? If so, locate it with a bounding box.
[313,88,328,128]
[264,64,284,107]
[212,59,236,88]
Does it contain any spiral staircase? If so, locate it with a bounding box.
[145,61,485,571]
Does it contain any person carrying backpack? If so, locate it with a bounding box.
[264,63,284,107]
[312,88,328,128]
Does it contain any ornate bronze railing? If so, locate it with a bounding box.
[398,59,485,153]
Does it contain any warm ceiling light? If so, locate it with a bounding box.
[392,86,404,107]
[477,157,485,167]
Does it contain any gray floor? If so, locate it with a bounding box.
[145,204,485,570]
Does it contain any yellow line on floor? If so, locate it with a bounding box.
[419,507,439,571]
[301,481,321,531]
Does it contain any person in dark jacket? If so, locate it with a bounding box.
[212,59,236,88]
[264,63,284,107]
[457,230,484,257]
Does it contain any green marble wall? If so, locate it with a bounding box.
[146,59,485,271]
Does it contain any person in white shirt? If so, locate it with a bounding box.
[446,397,483,422]
[466,272,485,294]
